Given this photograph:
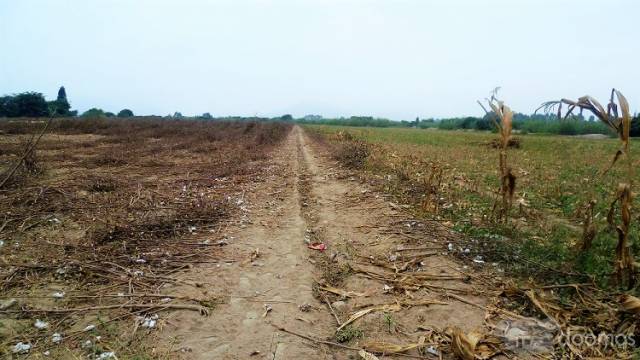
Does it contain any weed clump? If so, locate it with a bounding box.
[335,325,363,343]
[334,140,369,169]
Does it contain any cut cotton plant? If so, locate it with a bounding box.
[540,89,635,287]
[478,89,516,222]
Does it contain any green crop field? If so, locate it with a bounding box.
[307,124,640,286]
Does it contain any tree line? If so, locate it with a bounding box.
[0,87,134,118]
[2,88,638,136]
[296,113,640,137]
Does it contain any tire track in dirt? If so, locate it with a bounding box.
[297,128,492,357]
[160,126,333,359]
[160,126,493,359]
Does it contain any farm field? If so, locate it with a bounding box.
[0,119,292,358]
[306,125,640,284]
[1,119,639,359]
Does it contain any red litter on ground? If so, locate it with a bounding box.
[308,243,326,251]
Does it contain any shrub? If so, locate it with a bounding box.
[81,108,106,117]
[117,109,134,117]
[334,140,369,169]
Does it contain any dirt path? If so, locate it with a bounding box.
[161,126,492,359]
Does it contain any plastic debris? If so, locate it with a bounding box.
[307,242,327,251]
[383,284,393,293]
[262,304,272,317]
[12,342,31,354]
[0,240,4,247]
[135,258,146,264]
[82,340,92,348]
[473,255,485,264]
[132,270,144,277]
[52,333,63,344]
[43,350,50,356]
[34,319,49,329]
[83,324,96,332]
[426,346,440,356]
[141,314,159,329]
[447,243,454,251]
[52,291,65,299]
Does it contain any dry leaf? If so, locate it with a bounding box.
[450,327,481,360]
[620,294,640,314]
[362,336,424,354]
[336,303,401,332]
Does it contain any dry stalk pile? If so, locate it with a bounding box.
[0,118,291,356]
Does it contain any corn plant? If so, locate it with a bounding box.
[478,90,516,222]
[540,89,635,287]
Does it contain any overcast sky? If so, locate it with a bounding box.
[1,0,638,120]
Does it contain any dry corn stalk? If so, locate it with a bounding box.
[361,337,425,354]
[540,89,635,287]
[478,90,516,222]
[336,302,401,333]
[358,349,380,360]
[449,327,500,360]
[581,200,597,251]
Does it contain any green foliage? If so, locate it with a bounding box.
[280,114,293,121]
[308,124,639,288]
[52,86,71,116]
[299,116,402,128]
[335,325,363,343]
[82,108,106,117]
[117,109,134,117]
[383,313,395,333]
[200,112,212,119]
[0,87,73,117]
[0,92,49,117]
[299,112,614,136]
[632,115,640,137]
[173,112,183,118]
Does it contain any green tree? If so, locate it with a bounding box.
[2,92,50,117]
[49,86,71,116]
[280,114,293,121]
[201,112,212,119]
[104,112,115,117]
[631,114,640,137]
[117,109,134,117]
[0,95,16,117]
[173,112,183,118]
[81,108,106,117]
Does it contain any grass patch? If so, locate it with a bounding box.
[335,325,363,343]
[306,125,639,289]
